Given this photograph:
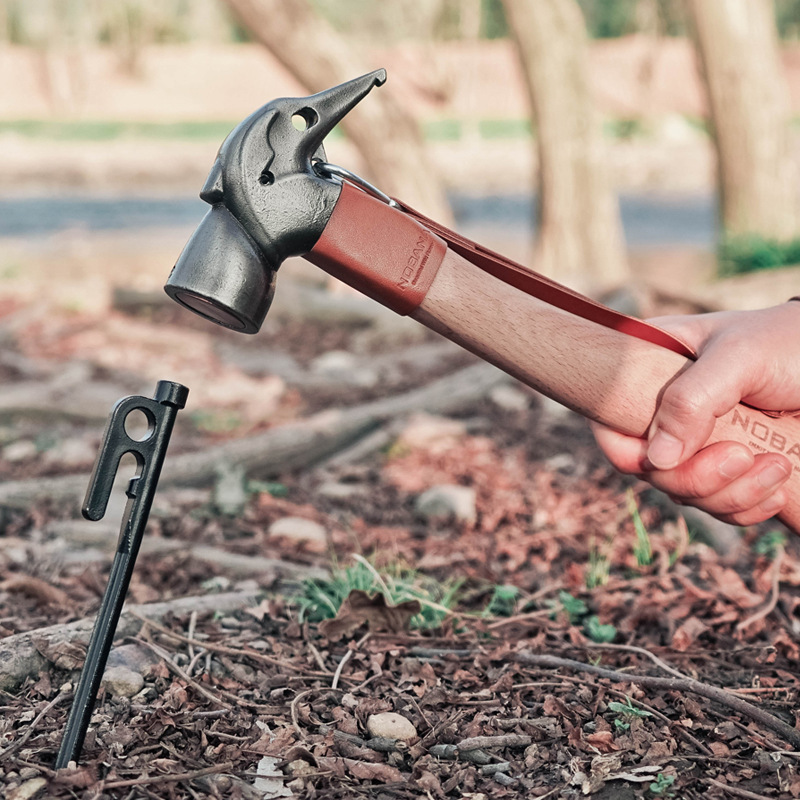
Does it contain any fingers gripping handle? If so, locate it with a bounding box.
[411,250,800,534]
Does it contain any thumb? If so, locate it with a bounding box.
[646,337,747,469]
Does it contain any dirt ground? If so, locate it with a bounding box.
[0,254,798,798]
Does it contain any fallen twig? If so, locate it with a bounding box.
[0,363,508,508]
[333,730,407,754]
[515,650,800,750]
[406,647,475,658]
[737,546,784,632]
[101,761,235,790]
[332,632,371,690]
[429,743,492,765]
[457,733,532,751]
[134,638,231,710]
[0,590,260,692]
[0,689,71,760]
[707,777,777,800]
[290,689,315,739]
[603,686,713,756]
[128,611,332,679]
[480,762,512,775]
[486,608,553,629]
[584,641,693,682]
[306,639,332,675]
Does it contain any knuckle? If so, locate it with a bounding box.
[680,470,714,500]
[660,382,710,424]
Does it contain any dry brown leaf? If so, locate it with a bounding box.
[53,764,98,788]
[585,730,618,753]
[345,758,405,783]
[704,564,764,609]
[315,756,404,783]
[319,590,421,641]
[2,574,70,606]
[671,616,709,652]
[543,694,571,719]
[32,636,86,670]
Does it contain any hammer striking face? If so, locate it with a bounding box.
[165,69,387,333]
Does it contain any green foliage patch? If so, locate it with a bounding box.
[293,556,463,630]
[0,119,242,142]
[718,234,800,276]
[556,591,617,643]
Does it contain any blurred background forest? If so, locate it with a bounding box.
[2,0,800,310]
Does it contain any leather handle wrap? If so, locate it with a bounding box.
[306,181,445,315]
[394,198,697,359]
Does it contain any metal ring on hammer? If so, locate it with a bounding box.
[313,161,399,208]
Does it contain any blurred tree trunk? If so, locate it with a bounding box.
[501,0,629,291]
[219,0,452,222]
[686,0,800,241]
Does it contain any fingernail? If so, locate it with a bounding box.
[647,429,683,469]
[758,462,791,490]
[718,451,753,480]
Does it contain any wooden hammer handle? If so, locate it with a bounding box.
[412,249,800,532]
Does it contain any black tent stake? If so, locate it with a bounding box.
[55,380,188,769]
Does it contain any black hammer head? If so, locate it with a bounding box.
[165,69,386,333]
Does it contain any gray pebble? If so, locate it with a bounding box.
[101,665,144,698]
[268,516,327,545]
[415,485,477,524]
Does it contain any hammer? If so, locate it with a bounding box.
[165,69,800,532]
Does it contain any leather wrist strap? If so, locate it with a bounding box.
[395,197,697,358]
[309,180,695,358]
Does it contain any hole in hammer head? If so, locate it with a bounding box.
[292,107,318,131]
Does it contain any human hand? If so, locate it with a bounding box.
[591,301,800,526]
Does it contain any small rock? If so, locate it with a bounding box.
[366,712,418,742]
[396,413,466,453]
[106,643,159,676]
[202,575,232,592]
[2,440,37,462]
[287,759,316,777]
[415,485,477,524]
[489,385,529,412]
[212,461,248,516]
[101,665,144,698]
[536,393,574,423]
[545,453,577,475]
[268,517,327,545]
[7,777,48,800]
[311,350,378,387]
